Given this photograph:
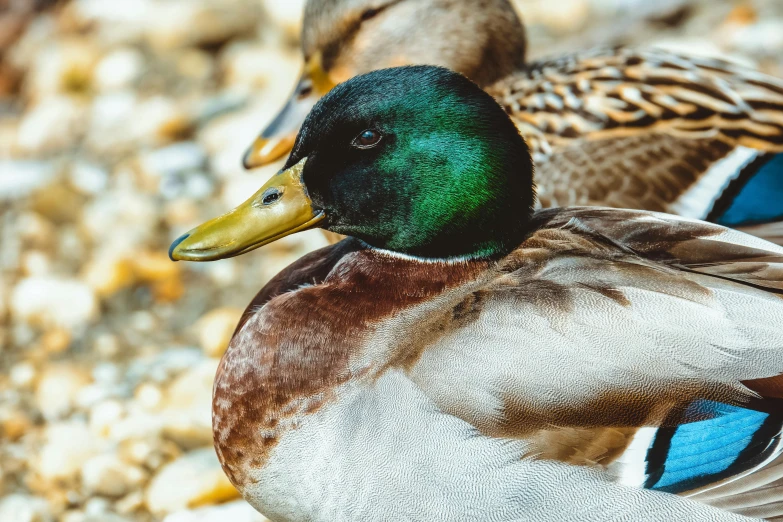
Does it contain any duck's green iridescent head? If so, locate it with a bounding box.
[171,66,535,261]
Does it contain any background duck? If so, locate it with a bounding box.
[173,66,783,521]
[243,0,783,244]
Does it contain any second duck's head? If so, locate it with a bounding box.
[244,0,526,167]
[172,66,535,262]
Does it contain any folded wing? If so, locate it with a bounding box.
[407,208,783,517]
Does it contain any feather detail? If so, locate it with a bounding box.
[737,221,783,247]
[491,47,783,239]
[534,134,738,212]
[645,402,783,495]
[670,147,760,220]
[489,47,783,158]
[709,152,783,230]
[608,401,783,519]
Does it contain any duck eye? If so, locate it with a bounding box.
[297,81,313,100]
[353,129,382,149]
[360,7,380,21]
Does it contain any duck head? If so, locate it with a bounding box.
[173,66,534,262]
[243,0,526,168]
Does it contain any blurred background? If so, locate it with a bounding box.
[1,0,783,521]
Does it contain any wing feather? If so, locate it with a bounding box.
[404,208,783,516]
[493,48,783,228]
[491,47,783,159]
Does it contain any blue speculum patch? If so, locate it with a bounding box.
[645,400,779,494]
[715,152,783,227]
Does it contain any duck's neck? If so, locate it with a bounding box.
[357,229,527,262]
[332,200,534,261]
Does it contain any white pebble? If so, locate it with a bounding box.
[163,500,271,522]
[16,96,87,154]
[9,362,36,389]
[93,333,121,358]
[69,162,109,195]
[82,454,147,497]
[0,494,53,522]
[0,161,56,201]
[145,449,239,515]
[35,365,92,421]
[195,308,243,358]
[37,421,101,482]
[83,497,111,515]
[89,400,125,437]
[135,383,164,411]
[12,277,98,330]
[140,142,207,178]
[94,48,145,91]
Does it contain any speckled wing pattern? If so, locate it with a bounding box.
[535,134,734,212]
[488,48,783,225]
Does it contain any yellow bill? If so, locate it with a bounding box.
[169,159,323,261]
[243,132,299,169]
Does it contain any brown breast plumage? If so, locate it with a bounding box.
[211,241,490,486]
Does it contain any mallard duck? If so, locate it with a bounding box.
[243,0,783,243]
[172,67,783,521]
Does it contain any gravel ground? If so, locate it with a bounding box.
[1,1,782,521]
